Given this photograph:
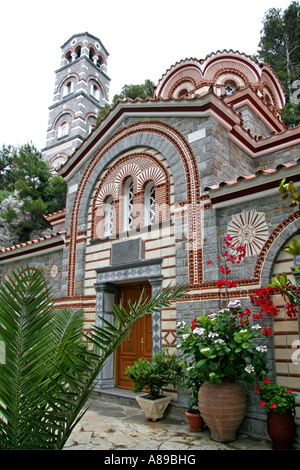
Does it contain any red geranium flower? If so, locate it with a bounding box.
[263,327,272,337]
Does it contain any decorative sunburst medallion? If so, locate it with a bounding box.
[50,264,59,279]
[227,210,269,257]
[49,262,61,282]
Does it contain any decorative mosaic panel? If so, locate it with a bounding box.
[227,209,269,257]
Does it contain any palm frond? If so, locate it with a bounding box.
[0,266,188,449]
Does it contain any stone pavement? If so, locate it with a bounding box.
[65,397,273,451]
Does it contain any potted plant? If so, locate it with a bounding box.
[125,348,178,421]
[256,379,297,449]
[177,354,204,432]
[177,300,272,442]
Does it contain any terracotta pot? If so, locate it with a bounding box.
[267,410,296,450]
[185,409,204,432]
[198,380,246,442]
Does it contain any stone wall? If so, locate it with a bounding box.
[0,247,64,300]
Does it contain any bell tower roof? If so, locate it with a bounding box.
[61,32,109,56]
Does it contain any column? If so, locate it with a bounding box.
[94,282,117,390]
[149,275,163,355]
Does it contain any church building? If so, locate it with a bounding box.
[0,32,299,438]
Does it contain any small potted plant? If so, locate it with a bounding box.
[256,379,297,449]
[125,348,178,421]
[178,356,203,432]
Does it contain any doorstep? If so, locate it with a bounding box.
[92,387,141,408]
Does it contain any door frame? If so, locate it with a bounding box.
[115,281,152,389]
[94,257,163,391]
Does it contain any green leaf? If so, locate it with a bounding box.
[0,266,188,449]
[196,359,207,368]
[209,362,218,370]
[284,238,300,256]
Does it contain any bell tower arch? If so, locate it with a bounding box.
[42,32,110,169]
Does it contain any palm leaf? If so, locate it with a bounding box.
[0,266,188,449]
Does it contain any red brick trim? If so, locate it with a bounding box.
[91,152,170,238]
[254,210,300,281]
[67,120,201,296]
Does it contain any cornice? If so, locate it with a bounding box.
[0,232,66,263]
[57,92,300,180]
[205,162,300,208]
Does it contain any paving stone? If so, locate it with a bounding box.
[133,439,161,450]
[159,441,190,450]
[65,398,273,451]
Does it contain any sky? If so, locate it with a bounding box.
[0,0,294,151]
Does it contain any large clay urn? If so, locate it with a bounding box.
[198,380,246,442]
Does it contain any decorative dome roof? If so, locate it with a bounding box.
[154,50,285,114]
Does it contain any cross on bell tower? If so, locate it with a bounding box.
[42,32,110,169]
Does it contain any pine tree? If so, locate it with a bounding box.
[258,1,300,126]
[0,143,67,242]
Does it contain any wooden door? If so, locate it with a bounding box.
[115,282,152,389]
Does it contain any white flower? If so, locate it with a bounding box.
[182,334,190,340]
[177,321,186,328]
[256,345,267,353]
[239,329,248,334]
[177,343,181,348]
[201,347,210,353]
[252,324,261,330]
[193,327,205,335]
[208,313,218,320]
[228,299,241,308]
[214,339,224,344]
[208,332,219,338]
[245,365,255,374]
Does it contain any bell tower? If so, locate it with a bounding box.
[42,32,110,169]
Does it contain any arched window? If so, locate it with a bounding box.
[96,56,104,68]
[65,51,72,63]
[89,47,95,60]
[58,120,69,138]
[224,80,237,96]
[104,196,114,236]
[145,181,155,225]
[124,177,133,231]
[88,116,97,133]
[90,82,100,101]
[63,80,73,97]
[75,45,81,58]
[178,88,188,98]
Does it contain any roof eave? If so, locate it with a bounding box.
[205,162,300,208]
